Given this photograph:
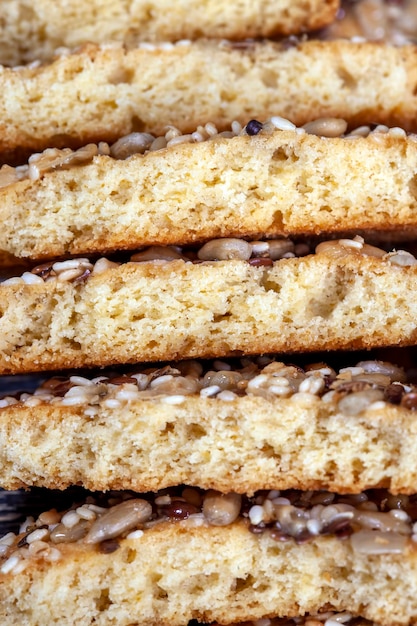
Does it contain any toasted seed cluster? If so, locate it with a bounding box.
[1,487,417,574]
[0,356,416,418]
[1,236,416,288]
[0,114,413,190]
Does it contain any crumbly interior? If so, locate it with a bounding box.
[1,128,417,259]
[0,1,338,66]
[1,388,417,493]
[0,39,416,160]
[1,250,417,374]
[0,523,416,626]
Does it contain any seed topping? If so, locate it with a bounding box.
[2,487,417,574]
[0,114,413,190]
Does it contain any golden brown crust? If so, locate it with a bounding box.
[1,251,417,374]
[1,39,417,161]
[0,392,416,494]
[2,129,417,259]
[0,522,416,625]
[0,1,339,67]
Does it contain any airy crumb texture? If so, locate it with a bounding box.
[1,393,417,494]
[0,522,416,625]
[2,129,417,259]
[0,39,417,159]
[0,0,338,66]
[1,250,417,374]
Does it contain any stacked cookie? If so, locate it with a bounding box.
[1,1,417,625]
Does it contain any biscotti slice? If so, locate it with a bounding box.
[0,0,339,67]
[1,356,417,493]
[3,121,417,260]
[1,39,417,161]
[0,488,416,625]
[2,237,417,374]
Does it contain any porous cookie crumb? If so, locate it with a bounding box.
[1,122,417,260]
[0,516,416,625]
[0,40,417,161]
[0,239,417,374]
[0,357,417,493]
[0,1,339,66]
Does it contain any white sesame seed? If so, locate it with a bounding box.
[338,239,363,250]
[115,386,140,401]
[0,532,16,546]
[270,376,290,385]
[26,528,49,544]
[368,400,387,411]
[389,509,410,521]
[22,396,43,407]
[131,373,148,389]
[61,511,81,529]
[248,505,264,525]
[0,397,18,408]
[84,407,99,417]
[85,504,107,514]
[306,518,322,535]
[266,490,280,500]
[10,559,27,574]
[216,390,237,401]
[1,554,20,574]
[1,277,24,285]
[247,374,268,389]
[299,377,325,395]
[250,241,270,256]
[103,398,122,409]
[76,506,97,521]
[271,497,291,506]
[161,395,186,405]
[191,131,205,142]
[45,547,62,562]
[200,385,221,398]
[21,272,44,284]
[69,375,95,386]
[28,540,50,556]
[372,125,389,134]
[60,395,88,406]
[126,529,144,540]
[388,127,407,138]
[204,122,218,136]
[52,259,91,272]
[231,120,242,135]
[269,116,296,131]
[155,495,171,505]
[268,385,291,396]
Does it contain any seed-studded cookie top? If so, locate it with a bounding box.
[2,236,417,289]
[0,354,415,419]
[0,116,412,190]
[1,487,417,575]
